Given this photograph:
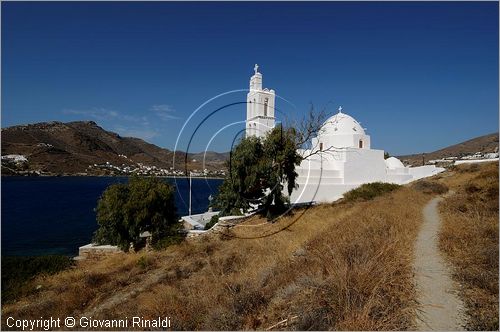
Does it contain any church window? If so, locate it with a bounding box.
[359,140,363,148]
[264,98,268,116]
[319,142,323,151]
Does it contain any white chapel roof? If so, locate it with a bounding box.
[385,157,405,169]
[321,110,366,136]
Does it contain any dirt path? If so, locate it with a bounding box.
[414,195,466,330]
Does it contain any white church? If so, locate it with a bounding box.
[245,65,445,204]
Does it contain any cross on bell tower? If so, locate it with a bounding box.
[246,65,276,138]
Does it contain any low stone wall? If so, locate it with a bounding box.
[186,213,254,238]
[77,243,121,260]
[454,158,499,165]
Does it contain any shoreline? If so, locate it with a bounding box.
[1,174,225,180]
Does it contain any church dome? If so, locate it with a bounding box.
[385,157,405,169]
[321,111,366,136]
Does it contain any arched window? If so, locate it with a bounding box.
[319,142,323,151]
[359,140,363,149]
[264,98,268,116]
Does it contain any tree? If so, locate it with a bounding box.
[213,124,302,219]
[93,176,179,251]
[213,105,330,219]
[212,136,266,215]
[261,125,302,217]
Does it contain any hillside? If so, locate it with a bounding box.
[398,133,499,166]
[1,121,227,176]
[2,183,431,330]
[2,162,498,330]
[2,121,497,175]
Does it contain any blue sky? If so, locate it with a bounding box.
[2,1,498,155]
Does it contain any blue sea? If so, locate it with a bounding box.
[1,176,222,256]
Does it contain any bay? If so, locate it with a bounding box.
[1,176,222,256]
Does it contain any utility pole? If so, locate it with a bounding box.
[189,171,192,216]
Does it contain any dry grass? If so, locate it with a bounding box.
[5,165,495,330]
[2,184,430,330]
[411,180,449,195]
[1,252,161,321]
[438,161,499,330]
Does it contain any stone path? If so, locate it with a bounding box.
[414,195,466,330]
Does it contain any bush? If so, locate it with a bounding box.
[450,163,480,173]
[465,182,481,194]
[152,234,184,250]
[137,255,153,270]
[1,255,74,303]
[412,180,449,194]
[342,182,401,202]
[205,215,219,230]
[93,176,180,251]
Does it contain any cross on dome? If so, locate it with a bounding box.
[338,106,342,113]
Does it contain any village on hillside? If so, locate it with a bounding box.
[1,153,227,177]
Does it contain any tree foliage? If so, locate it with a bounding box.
[93,176,179,251]
[213,136,266,214]
[213,125,302,218]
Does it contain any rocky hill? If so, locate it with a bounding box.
[3,121,497,174]
[1,121,228,176]
[398,133,499,166]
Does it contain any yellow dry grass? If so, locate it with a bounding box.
[2,185,430,330]
[437,161,499,330]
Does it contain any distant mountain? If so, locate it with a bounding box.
[1,121,228,175]
[190,151,231,163]
[3,121,497,175]
[398,133,499,166]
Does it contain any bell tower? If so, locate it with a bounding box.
[246,64,276,138]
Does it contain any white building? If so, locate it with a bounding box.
[243,66,445,204]
[290,109,445,203]
[246,64,276,138]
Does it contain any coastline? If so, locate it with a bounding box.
[1,174,225,180]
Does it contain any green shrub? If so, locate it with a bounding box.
[342,182,401,202]
[205,215,220,230]
[151,234,184,251]
[1,255,73,303]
